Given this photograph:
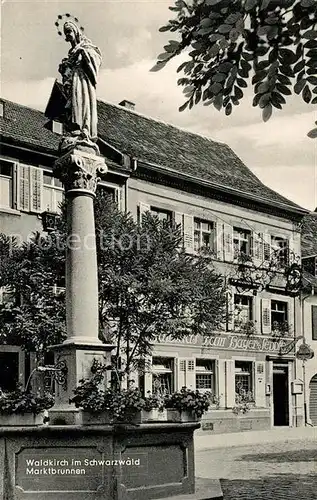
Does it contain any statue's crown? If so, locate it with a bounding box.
[55,13,84,36]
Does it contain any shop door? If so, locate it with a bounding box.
[273,364,289,426]
[309,374,317,425]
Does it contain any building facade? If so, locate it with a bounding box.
[0,97,310,432]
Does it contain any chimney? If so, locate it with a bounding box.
[119,99,135,111]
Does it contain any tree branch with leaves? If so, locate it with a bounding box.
[152,0,317,136]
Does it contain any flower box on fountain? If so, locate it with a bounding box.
[0,385,54,426]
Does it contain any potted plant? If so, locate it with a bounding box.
[142,392,167,422]
[0,386,54,426]
[164,387,211,422]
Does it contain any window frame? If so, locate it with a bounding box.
[271,235,289,266]
[233,227,252,258]
[235,360,253,396]
[194,218,215,253]
[150,206,173,223]
[233,294,253,329]
[0,157,15,209]
[271,299,288,331]
[43,170,64,213]
[152,356,174,394]
[195,358,215,392]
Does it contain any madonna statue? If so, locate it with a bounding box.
[57,15,102,143]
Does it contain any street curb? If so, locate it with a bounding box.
[154,478,223,500]
[195,426,317,451]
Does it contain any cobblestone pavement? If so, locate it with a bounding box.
[196,438,317,499]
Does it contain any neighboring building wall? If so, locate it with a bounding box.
[300,295,317,425]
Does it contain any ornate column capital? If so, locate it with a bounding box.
[53,147,107,195]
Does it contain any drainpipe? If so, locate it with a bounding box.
[301,289,313,426]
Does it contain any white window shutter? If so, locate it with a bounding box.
[223,223,233,261]
[287,299,293,333]
[178,358,186,389]
[289,232,300,264]
[186,358,196,389]
[183,214,194,254]
[215,222,224,260]
[114,188,123,211]
[217,359,226,407]
[255,361,266,407]
[253,232,264,266]
[261,298,271,334]
[138,202,151,223]
[177,358,195,389]
[30,166,43,213]
[263,232,271,263]
[174,212,184,247]
[18,164,30,211]
[225,360,235,408]
[226,289,234,331]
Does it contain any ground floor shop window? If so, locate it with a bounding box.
[152,357,174,394]
[195,359,215,391]
[235,360,253,394]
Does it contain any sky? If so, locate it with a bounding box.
[1,0,316,211]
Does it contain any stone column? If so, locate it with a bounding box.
[49,146,114,425]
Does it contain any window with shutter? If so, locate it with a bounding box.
[312,305,317,341]
[261,298,271,334]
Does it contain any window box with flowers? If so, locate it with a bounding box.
[141,392,167,422]
[0,386,54,426]
[70,360,146,425]
[164,387,211,422]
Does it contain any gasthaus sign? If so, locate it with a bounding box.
[157,333,292,354]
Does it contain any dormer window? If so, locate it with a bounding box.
[52,120,63,135]
[0,101,4,118]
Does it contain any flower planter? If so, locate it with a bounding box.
[0,412,44,426]
[78,410,113,425]
[141,409,167,422]
[166,409,200,423]
[78,409,142,425]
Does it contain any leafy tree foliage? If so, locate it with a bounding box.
[0,232,66,355]
[152,0,317,135]
[0,196,227,380]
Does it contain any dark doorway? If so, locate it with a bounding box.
[273,364,289,426]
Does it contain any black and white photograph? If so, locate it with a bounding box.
[0,0,316,499]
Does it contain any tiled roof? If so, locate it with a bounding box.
[0,99,60,154]
[0,98,305,212]
[301,211,317,257]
